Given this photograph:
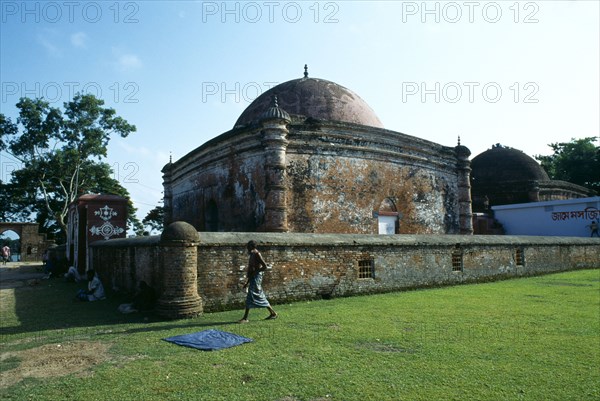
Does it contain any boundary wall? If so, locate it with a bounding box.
[91,222,600,318]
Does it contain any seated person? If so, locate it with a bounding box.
[42,259,56,278]
[64,266,85,282]
[118,281,157,314]
[76,270,106,302]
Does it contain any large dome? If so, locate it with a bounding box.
[471,145,550,183]
[234,76,384,128]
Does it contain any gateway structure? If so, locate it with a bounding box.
[163,69,473,235]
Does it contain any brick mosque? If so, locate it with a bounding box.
[88,68,600,318]
[162,67,474,236]
[161,67,591,237]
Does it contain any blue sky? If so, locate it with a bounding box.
[1,0,598,222]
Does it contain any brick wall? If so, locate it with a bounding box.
[90,236,161,292]
[91,232,600,314]
[164,121,466,235]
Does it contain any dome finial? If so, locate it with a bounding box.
[271,95,279,108]
[304,64,308,78]
[457,135,461,146]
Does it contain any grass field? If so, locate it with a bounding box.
[1,268,599,401]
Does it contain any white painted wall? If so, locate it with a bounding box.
[492,197,600,237]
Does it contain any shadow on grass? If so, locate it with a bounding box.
[0,276,240,338]
[94,321,239,337]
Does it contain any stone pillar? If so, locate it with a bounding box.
[455,141,474,235]
[156,221,203,319]
[161,158,174,228]
[260,96,291,232]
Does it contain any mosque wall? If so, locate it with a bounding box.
[286,155,459,234]
[284,122,462,234]
[165,122,465,235]
[90,229,600,316]
[168,128,269,232]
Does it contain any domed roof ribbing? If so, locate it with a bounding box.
[235,67,384,128]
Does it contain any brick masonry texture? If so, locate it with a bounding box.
[162,119,472,235]
[91,232,600,314]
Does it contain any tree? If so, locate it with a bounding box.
[143,205,164,234]
[535,137,599,193]
[0,94,142,242]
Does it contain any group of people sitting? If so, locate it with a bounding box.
[65,266,156,313]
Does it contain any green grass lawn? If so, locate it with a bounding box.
[1,269,599,401]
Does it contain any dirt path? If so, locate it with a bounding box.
[0,341,114,388]
[0,262,46,289]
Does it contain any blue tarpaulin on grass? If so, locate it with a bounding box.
[163,329,253,351]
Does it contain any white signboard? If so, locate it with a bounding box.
[492,196,600,237]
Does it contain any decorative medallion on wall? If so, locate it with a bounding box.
[89,205,125,240]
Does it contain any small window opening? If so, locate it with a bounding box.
[358,259,374,279]
[515,248,525,266]
[452,252,463,272]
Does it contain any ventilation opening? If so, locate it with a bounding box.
[515,247,525,266]
[452,253,463,272]
[358,259,374,279]
[452,243,463,272]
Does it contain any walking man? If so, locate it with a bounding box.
[239,240,278,323]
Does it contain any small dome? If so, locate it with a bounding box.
[259,95,291,122]
[454,136,471,160]
[471,145,549,183]
[161,221,200,243]
[235,77,384,128]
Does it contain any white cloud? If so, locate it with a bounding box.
[70,32,88,49]
[119,54,142,69]
[113,48,143,72]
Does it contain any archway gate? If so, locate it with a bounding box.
[0,223,54,262]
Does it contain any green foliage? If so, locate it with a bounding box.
[1,269,598,400]
[535,137,599,192]
[0,114,17,151]
[0,94,141,241]
[143,205,164,233]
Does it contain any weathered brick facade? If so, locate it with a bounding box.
[162,75,473,236]
[91,225,600,315]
